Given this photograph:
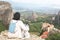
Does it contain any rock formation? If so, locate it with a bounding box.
[0,1,13,28]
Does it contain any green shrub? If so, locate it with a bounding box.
[29,22,42,33]
[46,33,60,40]
[0,21,6,32]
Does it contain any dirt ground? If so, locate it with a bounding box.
[0,30,45,40]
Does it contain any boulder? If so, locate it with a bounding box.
[0,1,13,29]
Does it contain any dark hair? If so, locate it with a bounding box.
[13,12,20,20]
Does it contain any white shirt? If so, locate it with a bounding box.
[10,20,27,31]
[8,20,30,38]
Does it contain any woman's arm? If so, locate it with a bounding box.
[18,21,27,31]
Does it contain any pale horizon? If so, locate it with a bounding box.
[1,0,60,9]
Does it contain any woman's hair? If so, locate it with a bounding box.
[13,12,20,20]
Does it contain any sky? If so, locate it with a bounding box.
[1,0,60,9]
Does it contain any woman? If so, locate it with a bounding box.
[8,12,30,39]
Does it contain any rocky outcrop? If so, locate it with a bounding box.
[0,1,13,28]
[0,30,45,40]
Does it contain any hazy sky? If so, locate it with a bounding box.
[1,0,60,9]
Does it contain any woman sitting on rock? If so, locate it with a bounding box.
[8,12,30,39]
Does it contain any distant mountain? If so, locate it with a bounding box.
[13,6,60,14]
[10,3,60,14]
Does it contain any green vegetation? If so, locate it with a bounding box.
[29,22,42,32]
[0,20,6,32]
[29,16,52,32]
[46,33,60,40]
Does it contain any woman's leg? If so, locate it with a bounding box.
[8,32,17,38]
[24,31,30,38]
